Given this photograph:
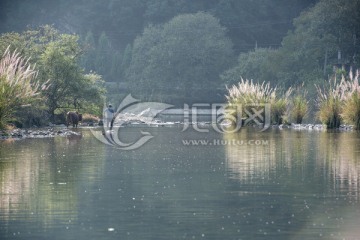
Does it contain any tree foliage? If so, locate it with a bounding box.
[126,12,234,103]
[222,0,360,92]
[0,0,315,55]
[221,48,277,85]
[280,0,360,82]
[1,0,359,115]
[0,26,105,125]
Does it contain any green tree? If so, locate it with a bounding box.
[221,48,277,85]
[0,0,316,62]
[221,0,360,94]
[38,36,105,119]
[275,0,360,86]
[126,12,234,103]
[121,44,132,78]
[81,30,97,72]
[0,26,106,123]
[110,50,123,82]
[212,0,317,53]
[95,32,112,81]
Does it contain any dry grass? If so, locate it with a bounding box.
[0,46,47,128]
[316,70,360,129]
[341,70,360,129]
[226,78,292,125]
[81,113,100,123]
[272,88,292,124]
[291,95,308,124]
[226,78,276,105]
[315,76,346,129]
[0,46,44,97]
[290,84,309,124]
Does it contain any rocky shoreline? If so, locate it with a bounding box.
[0,127,81,140]
[0,122,355,141]
[277,123,353,131]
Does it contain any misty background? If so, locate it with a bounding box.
[1,0,358,105]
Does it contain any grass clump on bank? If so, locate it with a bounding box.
[341,70,360,130]
[315,77,344,129]
[225,78,293,125]
[315,70,360,129]
[226,78,276,105]
[225,78,275,126]
[290,84,309,124]
[272,88,292,125]
[0,46,47,129]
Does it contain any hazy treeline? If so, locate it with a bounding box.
[0,0,316,52]
[1,0,359,106]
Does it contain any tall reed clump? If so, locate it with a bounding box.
[341,70,360,130]
[226,78,276,105]
[0,46,46,129]
[271,87,292,125]
[226,78,292,125]
[315,77,345,129]
[225,78,276,126]
[290,84,309,124]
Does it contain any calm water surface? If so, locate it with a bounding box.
[1,127,360,240]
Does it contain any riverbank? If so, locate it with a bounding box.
[0,127,81,140]
[0,122,355,141]
[277,123,353,131]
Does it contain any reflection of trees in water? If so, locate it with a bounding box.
[317,131,360,201]
[0,131,106,227]
[223,129,360,238]
[223,129,313,238]
[224,129,295,182]
[291,132,360,240]
[224,129,360,199]
[0,140,42,221]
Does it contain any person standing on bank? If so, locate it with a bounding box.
[104,104,115,129]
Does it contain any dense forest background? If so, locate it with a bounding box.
[0,0,316,52]
[1,0,359,107]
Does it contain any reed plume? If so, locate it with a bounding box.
[0,46,47,128]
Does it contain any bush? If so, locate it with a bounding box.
[14,103,50,127]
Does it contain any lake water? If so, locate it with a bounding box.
[1,127,360,240]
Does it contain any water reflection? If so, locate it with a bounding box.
[316,131,360,201]
[0,131,106,230]
[224,129,271,182]
[224,129,360,196]
[1,127,360,239]
[224,128,360,239]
